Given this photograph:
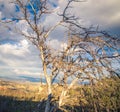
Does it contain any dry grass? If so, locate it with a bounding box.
[0,80,47,101]
[0,78,120,112]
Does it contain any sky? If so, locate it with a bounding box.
[0,0,120,81]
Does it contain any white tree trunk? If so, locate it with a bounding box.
[58,78,78,107]
[39,46,52,112]
[45,76,52,112]
[59,90,67,107]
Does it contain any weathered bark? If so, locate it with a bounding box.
[45,76,52,112]
[59,90,67,107]
[39,46,52,112]
[106,108,110,112]
[58,78,78,107]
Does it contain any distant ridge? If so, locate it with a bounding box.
[0,75,45,83]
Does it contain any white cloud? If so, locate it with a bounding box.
[61,42,67,50]
[79,0,120,28]
[0,39,42,78]
[0,39,29,57]
[0,11,1,19]
[47,37,68,51]
[58,0,120,29]
[13,69,42,77]
[0,0,16,18]
[0,0,120,80]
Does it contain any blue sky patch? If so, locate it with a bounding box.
[15,5,20,12]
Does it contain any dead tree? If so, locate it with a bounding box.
[50,27,120,110]
[0,0,80,111]
[48,0,120,109]
[0,0,120,112]
[0,0,61,112]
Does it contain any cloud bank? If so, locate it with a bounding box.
[0,39,42,79]
[0,0,120,80]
